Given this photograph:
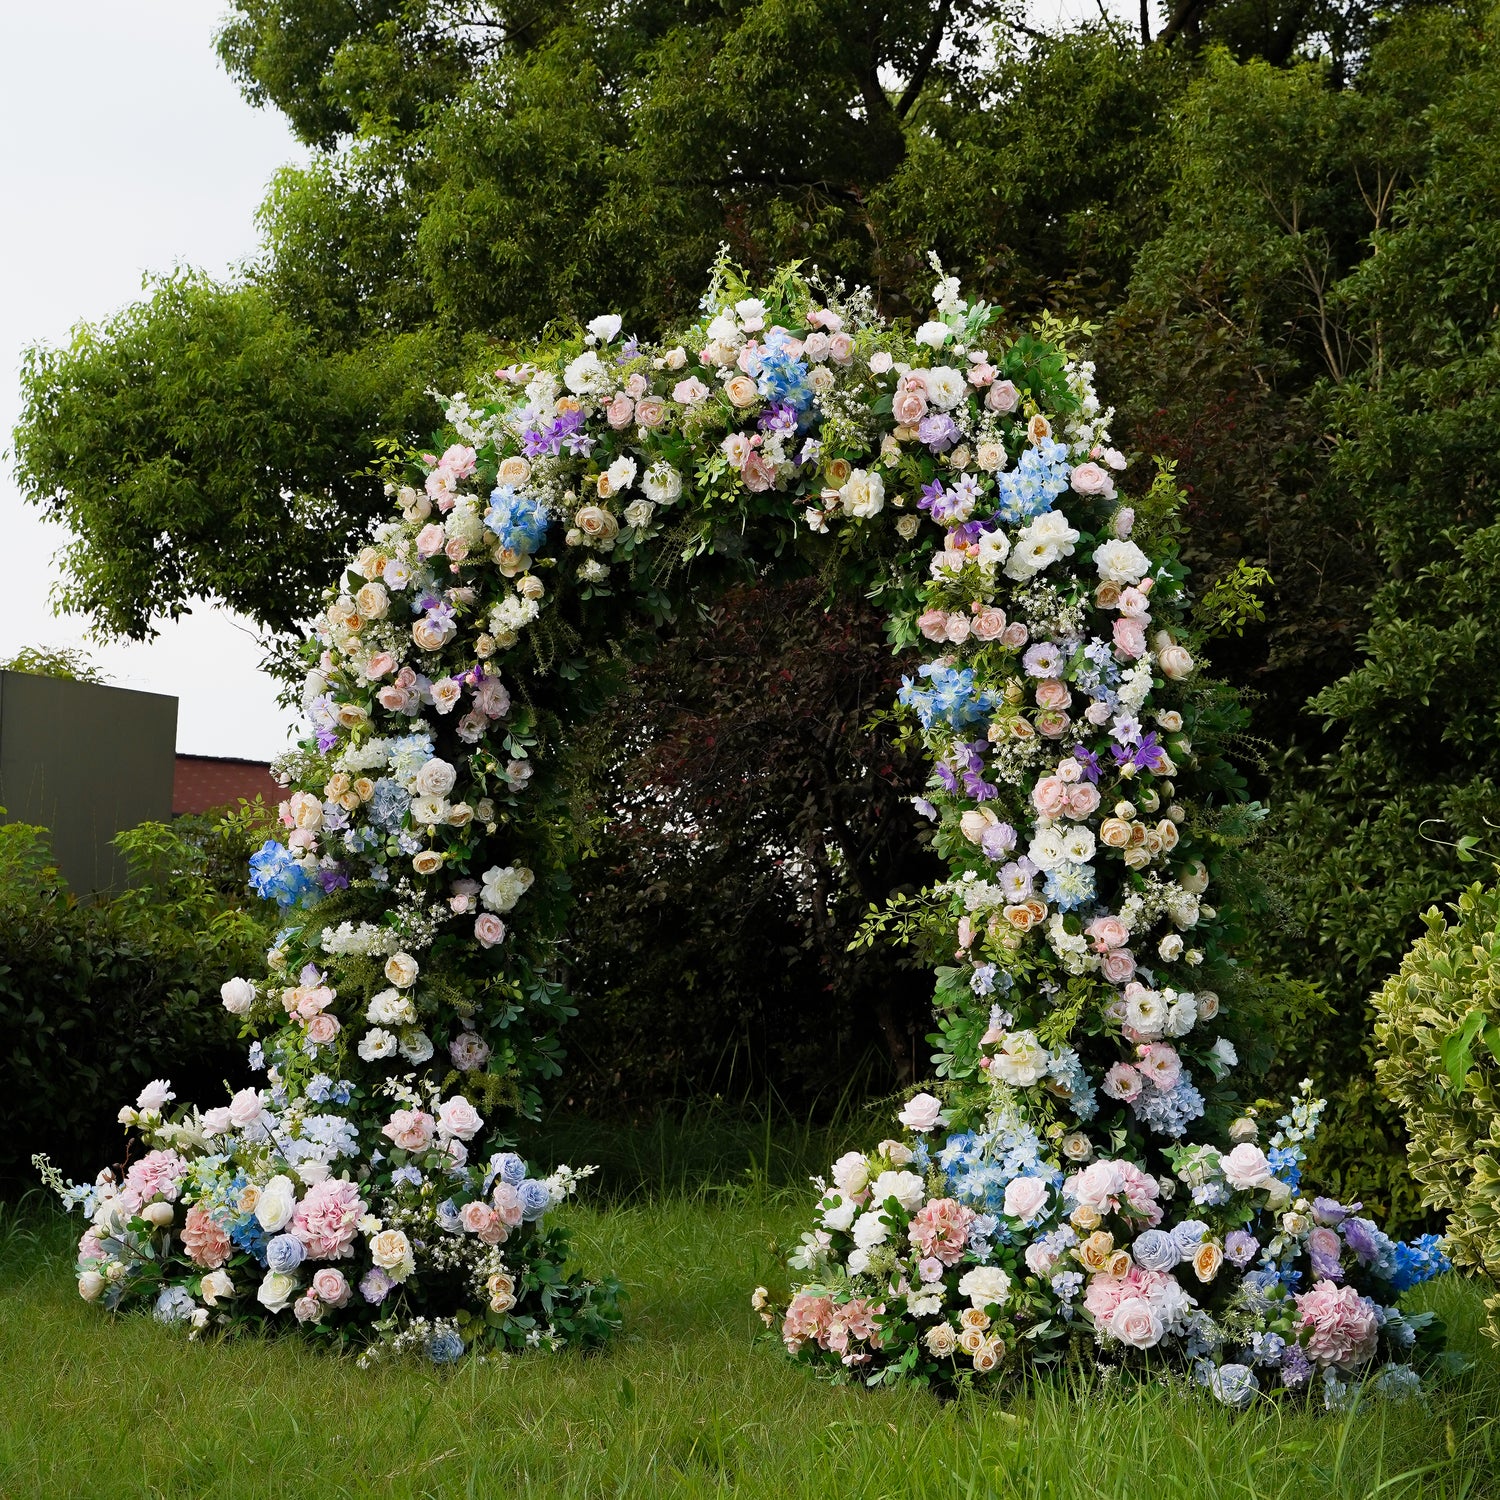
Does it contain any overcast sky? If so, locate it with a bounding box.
[0,0,1137,762]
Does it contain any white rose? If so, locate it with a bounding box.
[1158,933,1185,962]
[897,1092,944,1132]
[830,1151,870,1196]
[957,1265,1011,1309]
[869,1170,925,1214]
[821,1194,859,1232]
[563,350,609,395]
[586,313,622,343]
[413,758,457,797]
[358,1027,398,1061]
[384,952,420,988]
[1093,538,1150,585]
[220,977,256,1016]
[923,366,966,409]
[1027,826,1067,872]
[992,1030,1050,1087]
[914,321,951,347]
[606,456,637,493]
[254,1175,298,1232]
[838,468,885,519]
[257,1270,299,1314]
[851,1211,891,1250]
[200,1270,235,1306]
[227,1088,264,1130]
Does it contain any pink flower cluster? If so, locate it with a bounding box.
[781,1291,884,1365]
[908,1198,976,1265]
[1295,1280,1379,1370]
[291,1178,367,1259]
[1064,1159,1163,1226]
[121,1149,188,1210]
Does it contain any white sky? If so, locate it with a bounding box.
[0,0,1139,762]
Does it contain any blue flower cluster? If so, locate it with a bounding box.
[1389,1233,1452,1292]
[485,485,551,555]
[897,662,1000,731]
[367,777,411,834]
[248,839,317,909]
[993,438,1071,524]
[756,349,814,411]
[937,1118,1061,1218]
[1131,1076,1206,1138]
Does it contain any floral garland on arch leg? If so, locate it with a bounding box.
[34,255,1448,1381]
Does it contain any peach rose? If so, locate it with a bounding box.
[892,387,928,426]
[1066,783,1100,818]
[725,374,760,407]
[986,380,1020,413]
[972,606,1007,640]
[1035,679,1071,710]
[635,396,666,428]
[1032,776,1068,817]
[1099,818,1132,848]
[305,1013,340,1046]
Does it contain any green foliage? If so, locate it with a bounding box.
[0,646,104,683]
[1374,880,1500,1341]
[0,812,275,1185]
[1194,560,1273,638]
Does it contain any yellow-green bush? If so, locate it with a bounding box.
[1373,881,1500,1340]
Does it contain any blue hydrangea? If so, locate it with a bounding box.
[154,1286,197,1324]
[1131,1076,1205,1137]
[368,778,411,833]
[248,840,318,908]
[485,485,551,555]
[756,349,813,411]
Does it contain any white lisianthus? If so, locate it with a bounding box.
[366,989,415,1026]
[915,321,951,347]
[1061,825,1096,863]
[851,1211,892,1250]
[586,313,622,343]
[1027,826,1067,872]
[358,1027,399,1061]
[976,529,1011,573]
[605,456,637,493]
[821,1194,859,1232]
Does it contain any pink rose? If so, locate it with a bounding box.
[605,394,635,429]
[311,1267,350,1307]
[1100,948,1137,983]
[378,685,411,713]
[444,537,469,563]
[917,608,950,642]
[828,332,855,363]
[898,1093,943,1132]
[869,351,894,374]
[1035,678,1071,711]
[437,1096,484,1141]
[742,452,776,492]
[474,913,506,948]
[635,396,666,428]
[892,387,928,426]
[1113,617,1147,659]
[1138,1043,1182,1090]
[1070,461,1116,499]
[803,331,831,361]
[1002,1176,1049,1224]
[294,1293,323,1324]
[985,380,1020,413]
[1102,1063,1144,1102]
[1296,1281,1379,1369]
[1066,783,1100,818]
[1001,621,1029,650]
[945,612,971,643]
[1087,916,1130,952]
[305,1013,340,1046]
[492,1181,524,1226]
[460,1200,498,1235]
[1070,1159,1125,1214]
[367,652,396,678]
[672,376,709,404]
[1111,1296,1165,1349]
[972,606,1007,640]
[382,1108,435,1153]
[228,1087,265,1130]
[1117,586,1149,619]
[1032,776,1069,817]
[416,523,447,559]
[1035,709,1071,739]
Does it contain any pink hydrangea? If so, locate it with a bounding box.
[121,1149,188,1210]
[907,1198,976,1266]
[291,1178,367,1259]
[782,1291,833,1353]
[1295,1280,1379,1370]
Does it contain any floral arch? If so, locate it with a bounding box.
[40,258,1449,1393]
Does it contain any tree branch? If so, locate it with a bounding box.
[896,0,954,120]
[1156,0,1215,46]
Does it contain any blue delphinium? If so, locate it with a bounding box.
[1389,1233,1451,1292]
[897,662,1000,731]
[993,439,1071,523]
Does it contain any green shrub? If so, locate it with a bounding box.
[0,806,276,1188]
[1373,879,1500,1341]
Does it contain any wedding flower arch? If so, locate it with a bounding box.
[40,257,1450,1390]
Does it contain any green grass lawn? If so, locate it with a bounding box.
[2,1195,1497,1500]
